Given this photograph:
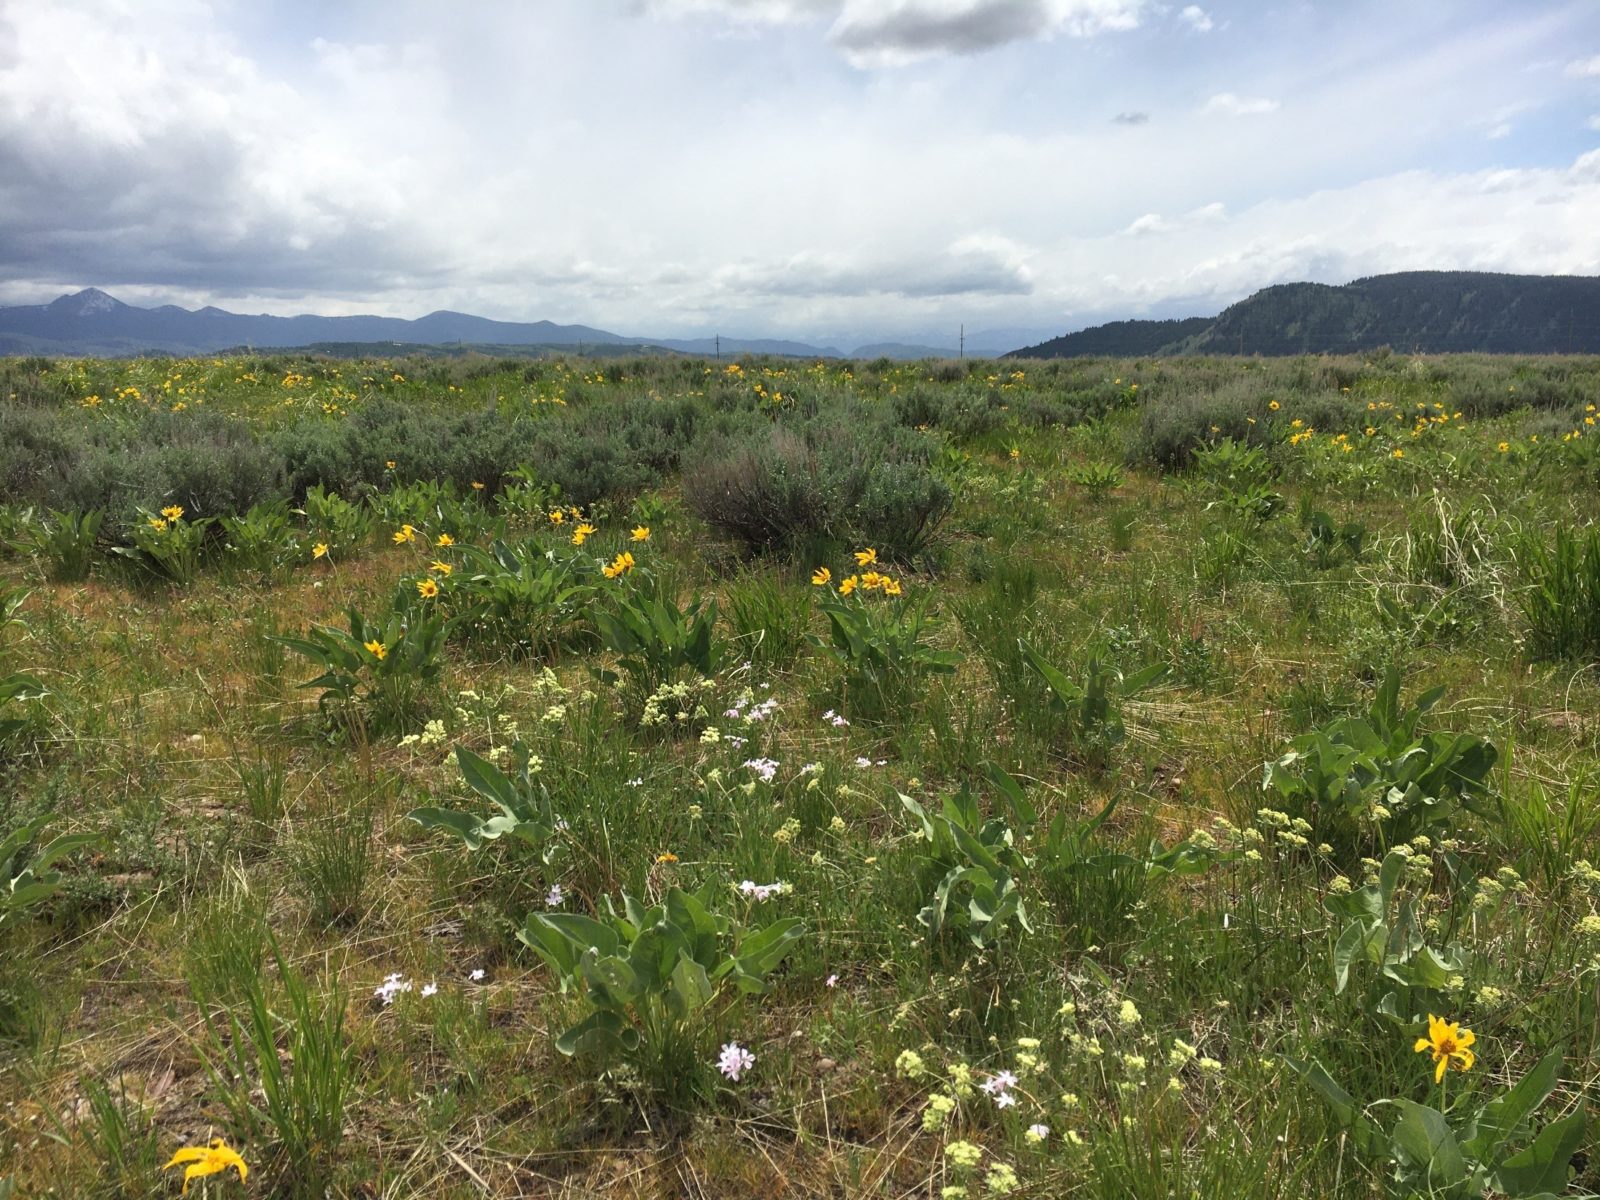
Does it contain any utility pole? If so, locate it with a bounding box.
[959,324,964,360]
[715,334,721,362]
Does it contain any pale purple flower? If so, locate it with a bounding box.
[420,982,439,998]
[546,883,564,906]
[994,1090,1018,1110]
[982,1070,1019,1095]
[822,709,850,727]
[626,777,643,788]
[855,756,873,769]
[468,968,486,982]
[743,757,779,783]
[739,880,785,902]
[717,1041,756,1081]
[826,974,839,988]
[1027,1124,1050,1142]
[374,973,412,1005]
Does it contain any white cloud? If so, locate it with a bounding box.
[1201,92,1280,116]
[1588,113,1600,131]
[1178,5,1213,33]
[643,0,1147,64]
[1565,54,1600,77]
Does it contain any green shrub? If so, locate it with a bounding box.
[685,410,950,558]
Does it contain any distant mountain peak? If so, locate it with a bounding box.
[47,287,125,317]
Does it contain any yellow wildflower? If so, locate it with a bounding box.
[416,577,440,599]
[385,459,397,469]
[631,525,651,542]
[656,851,679,864]
[572,523,598,546]
[854,547,878,567]
[160,505,185,521]
[163,1138,248,1195]
[1414,1014,1475,1084]
[548,509,566,525]
[882,576,903,596]
[312,542,329,559]
[1268,400,1280,411]
[393,524,416,544]
[471,480,485,491]
[148,517,168,532]
[839,575,859,596]
[602,551,636,579]
[364,639,387,660]
[435,533,454,547]
[811,566,831,587]
[430,560,452,576]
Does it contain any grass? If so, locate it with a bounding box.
[0,350,1598,1197]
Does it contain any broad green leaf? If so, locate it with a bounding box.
[455,746,522,818]
[1390,1098,1467,1190]
[1491,1109,1585,1196]
[1465,1049,1563,1163]
[669,955,713,1015]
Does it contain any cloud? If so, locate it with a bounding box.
[636,0,835,20]
[1201,92,1280,116]
[828,0,1147,65]
[643,0,1147,63]
[1588,113,1600,131]
[1112,110,1150,124]
[1178,5,1213,33]
[1124,202,1225,236]
[715,238,1034,299]
[1565,54,1600,77]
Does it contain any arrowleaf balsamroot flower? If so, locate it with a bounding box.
[312,542,329,559]
[364,639,387,660]
[416,577,440,599]
[435,532,454,547]
[811,566,831,586]
[1414,1014,1475,1083]
[631,525,651,541]
[854,547,878,567]
[160,505,185,521]
[163,1138,248,1194]
[571,522,598,546]
[392,524,417,544]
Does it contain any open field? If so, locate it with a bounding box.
[2,350,1600,1198]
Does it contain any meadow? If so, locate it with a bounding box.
[1,348,1599,1198]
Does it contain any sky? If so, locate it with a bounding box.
[2,0,1600,348]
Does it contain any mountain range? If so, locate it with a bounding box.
[5,271,1600,361]
[1009,271,1600,358]
[0,289,978,360]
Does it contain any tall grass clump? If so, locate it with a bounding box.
[1519,523,1600,661]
